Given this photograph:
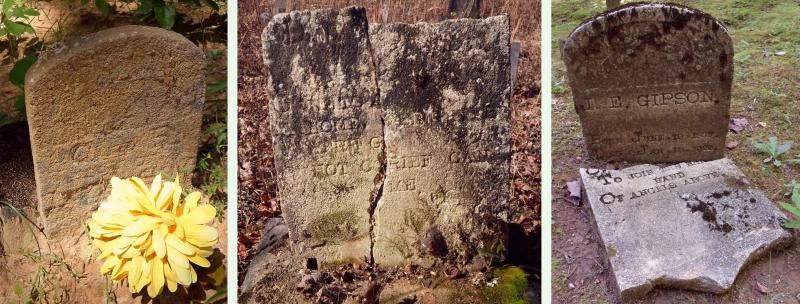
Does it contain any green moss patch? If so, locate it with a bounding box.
[482,266,530,304]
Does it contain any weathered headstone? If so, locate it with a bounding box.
[263,7,380,266]
[561,3,733,162]
[370,16,511,266]
[25,25,205,238]
[580,158,792,301]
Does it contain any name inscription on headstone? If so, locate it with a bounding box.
[562,3,733,162]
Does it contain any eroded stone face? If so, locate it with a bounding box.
[562,3,733,162]
[263,7,380,266]
[370,16,511,266]
[580,159,792,301]
[25,25,205,239]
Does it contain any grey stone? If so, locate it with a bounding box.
[263,7,380,266]
[25,25,205,239]
[561,3,733,162]
[370,16,511,267]
[580,158,792,301]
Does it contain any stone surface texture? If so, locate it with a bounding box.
[371,16,511,266]
[263,7,381,266]
[562,3,733,162]
[25,25,205,238]
[580,158,792,301]
[262,7,512,267]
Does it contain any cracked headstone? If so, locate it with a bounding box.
[25,25,205,239]
[370,16,511,266]
[580,158,792,301]
[561,3,733,162]
[263,7,380,267]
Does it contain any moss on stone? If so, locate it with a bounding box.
[482,266,529,304]
[307,210,360,242]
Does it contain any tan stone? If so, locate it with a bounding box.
[370,16,512,266]
[561,3,733,162]
[25,25,205,238]
[262,7,380,266]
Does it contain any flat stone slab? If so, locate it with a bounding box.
[370,16,511,266]
[580,158,792,301]
[25,25,205,238]
[263,7,380,266]
[562,3,733,162]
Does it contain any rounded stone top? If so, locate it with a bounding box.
[566,2,731,43]
[26,25,204,86]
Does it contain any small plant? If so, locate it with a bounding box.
[784,179,800,196]
[479,239,506,265]
[752,137,800,167]
[779,189,800,229]
[1,0,39,127]
[90,0,221,29]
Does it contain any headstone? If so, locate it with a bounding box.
[370,16,511,266]
[25,25,205,238]
[580,158,792,301]
[263,7,380,266]
[561,3,733,162]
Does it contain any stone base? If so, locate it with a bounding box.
[580,158,793,301]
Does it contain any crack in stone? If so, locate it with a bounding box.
[366,35,385,266]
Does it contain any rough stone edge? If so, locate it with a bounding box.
[580,161,795,302]
[25,25,204,87]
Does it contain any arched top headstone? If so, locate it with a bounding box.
[25,25,205,239]
[561,3,733,162]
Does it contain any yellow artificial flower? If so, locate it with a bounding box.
[88,174,219,298]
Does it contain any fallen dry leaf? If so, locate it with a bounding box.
[729,117,748,133]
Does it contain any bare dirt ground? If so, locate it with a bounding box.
[551,0,800,303]
[237,0,541,302]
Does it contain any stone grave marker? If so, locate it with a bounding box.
[370,16,511,266]
[263,7,380,266]
[580,158,792,301]
[561,3,733,162]
[25,25,205,238]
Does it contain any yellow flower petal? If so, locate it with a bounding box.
[184,192,201,211]
[147,259,164,298]
[185,205,216,225]
[187,254,211,268]
[123,217,160,237]
[165,234,195,256]
[153,228,166,259]
[185,225,218,247]
[166,245,191,269]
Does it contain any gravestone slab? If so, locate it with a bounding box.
[561,3,733,162]
[580,159,792,301]
[25,25,205,238]
[263,7,380,266]
[370,16,511,266]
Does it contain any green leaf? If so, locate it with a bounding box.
[15,93,25,119]
[201,0,219,11]
[774,159,782,167]
[769,137,779,155]
[9,54,37,86]
[792,190,800,209]
[778,141,793,155]
[2,0,16,15]
[154,4,176,29]
[95,0,110,17]
[781,219,800,229]
[205,287,227,303]
[780,202,800,218]
[0,27,6,36]
[206,81,226,95]
[136,0,154,13]
[0,112,16,127]
[3,19,33,36]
